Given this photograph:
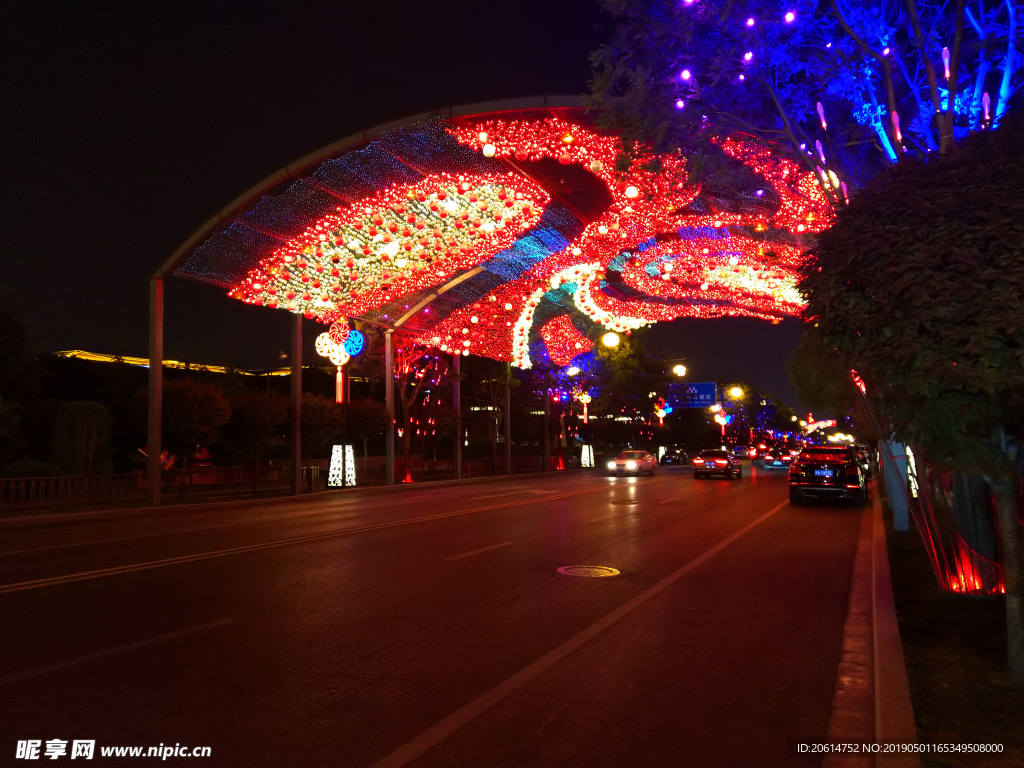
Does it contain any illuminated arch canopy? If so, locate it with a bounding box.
[163,97,833,368]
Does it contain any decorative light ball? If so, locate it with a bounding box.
[482,144,496,158]
[680,69,692,81]
[729,256,740,266]
[675,99,685,110]
[504,303,513,310]
[743,51,753,62]
[602,332,620,348]
[471,316,479,323]
[624,186,639,199]
[566,366,580,376]
[343,329,365,356]
[589,160,603,173]
[746,16,755,26]
[784,10,795,22]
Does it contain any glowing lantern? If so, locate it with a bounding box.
[602,332,620,347]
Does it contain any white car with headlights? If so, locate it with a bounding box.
[607,450,657,476]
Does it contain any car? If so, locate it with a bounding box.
[692,449,743,479]
[762,449,792,470]
[660,449,689,465]
[751,444,771,464]
[731,445,751,459]
[608,450,657,475]
[789,446,868,505]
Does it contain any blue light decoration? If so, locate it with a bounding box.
[344,329,365,356]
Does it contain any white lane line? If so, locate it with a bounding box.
[470,489,536,500]
[443,541,515,561]
[370,498,788,768]
[659,496,681,504]
[0,619,234,685]
[590,510,634,522]
[0,481,674,594]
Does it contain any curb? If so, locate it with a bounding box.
[823,486,919,768]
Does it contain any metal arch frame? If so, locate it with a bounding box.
[147,96,594,504]
[152,94,593,281]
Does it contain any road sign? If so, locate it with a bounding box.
[668,382,718,409]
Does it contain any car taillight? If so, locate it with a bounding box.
[748,450,757,457]
[693,458,704,464]
[715,459,728,465]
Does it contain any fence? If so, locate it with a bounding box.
[0,455,579,510]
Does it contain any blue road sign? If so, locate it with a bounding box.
[668,382,719,409]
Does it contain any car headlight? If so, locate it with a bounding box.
[607,461,617,469]
[626,461,637,469]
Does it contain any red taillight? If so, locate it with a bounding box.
[748,450,757,457]
[715,459,728,465]
[693,458,704,464]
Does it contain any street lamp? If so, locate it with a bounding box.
[602,332,620,347]
[728,386,743,399]
[791,415,798,422]
[672,364,687,377]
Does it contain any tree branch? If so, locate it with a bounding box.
[830,0,901,153]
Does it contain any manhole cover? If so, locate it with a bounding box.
[557,566,621,578]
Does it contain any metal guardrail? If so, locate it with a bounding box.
[0,474,140,508]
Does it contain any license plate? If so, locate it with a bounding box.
[814,469,833,477]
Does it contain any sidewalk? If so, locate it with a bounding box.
[824,486,919,768]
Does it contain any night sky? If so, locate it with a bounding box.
[2,1,809,411]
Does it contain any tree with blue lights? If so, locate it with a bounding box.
[589,0,1021,191]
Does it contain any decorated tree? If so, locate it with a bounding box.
[394,340,450,481]
[801,108,1024,679]
[589,0,1022,191]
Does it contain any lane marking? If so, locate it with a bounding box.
[590,511,636,522]
[659,496,681,504]
[3,484,602,556]
[470,489,539,500]
[370,498,788,768]
[0,619,234,685]
[443,541,514,561]
[0,478,674,594]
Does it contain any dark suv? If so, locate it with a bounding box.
[692,449,743,480]
[789,446,868,505]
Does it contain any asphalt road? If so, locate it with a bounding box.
[1,464,863,767]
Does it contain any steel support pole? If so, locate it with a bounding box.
[543,384,550,471]
[453,352,462,479]
[290,313,302,495]
[504,364,512,475]
[147,277,164,507]
[385,330,395,485]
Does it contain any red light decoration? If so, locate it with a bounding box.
[227,116,835,368]
[228,173,550,322]
[539,315,593,367]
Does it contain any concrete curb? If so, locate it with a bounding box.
[0,468,590,528]
[823,486,919,768]
[872,493,920,767]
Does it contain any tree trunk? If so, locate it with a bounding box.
[990,474,1024,681]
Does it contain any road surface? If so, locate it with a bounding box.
[1,465,863,767]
